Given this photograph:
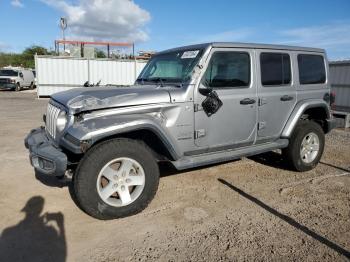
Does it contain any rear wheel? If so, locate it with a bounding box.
[73,138,159,220]
[282,121,325,171]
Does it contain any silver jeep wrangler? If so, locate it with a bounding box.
[25,43,336,219]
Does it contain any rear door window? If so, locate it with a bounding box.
[298,54,326,84]
[260,53,291,86]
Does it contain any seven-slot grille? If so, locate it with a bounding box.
[46,103,61,139]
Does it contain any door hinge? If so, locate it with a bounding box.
[258,122,266,130]
[194,103,202,112]
[258,98,267,106]
[194,129,206,139]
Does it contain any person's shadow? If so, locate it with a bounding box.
[0,196,66,262]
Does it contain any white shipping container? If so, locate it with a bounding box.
[35,56,147,97]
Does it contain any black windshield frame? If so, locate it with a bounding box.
[0,70,18,77]
[137,49,204,86]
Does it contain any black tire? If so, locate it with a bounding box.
[29,82,34,90]
[282,121,325,172]
[73,138,159,220]
[15,83,21,92]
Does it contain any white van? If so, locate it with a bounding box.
[0,68,35,91]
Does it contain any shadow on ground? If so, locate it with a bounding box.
[0,196,67,262]
[159,159,240,178]
[320,161,350,173]
[35,171,71,188]
[218,178,350,259]
[249,151,292,171]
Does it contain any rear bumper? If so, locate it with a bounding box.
[326,118,337,133]
[24,127,67,177]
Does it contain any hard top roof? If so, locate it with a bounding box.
[329,60,350,65]
[158,42,325,54]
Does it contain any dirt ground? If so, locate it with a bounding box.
[0,91,349,262]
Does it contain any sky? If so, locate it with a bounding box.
[0,0,350,60]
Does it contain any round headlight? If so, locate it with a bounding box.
[56,111,68,132]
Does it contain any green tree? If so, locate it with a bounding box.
[95,49,106,58]
[21,46,53,68]
[0,45,53,68]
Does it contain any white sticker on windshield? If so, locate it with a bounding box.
[181,50,200,59]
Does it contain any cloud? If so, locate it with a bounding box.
[191,22,350,59]
[11,0,24,8]
[0,42,10,51]
[190,28,255,44]
[41,0,151,43]
[277,22,350,59]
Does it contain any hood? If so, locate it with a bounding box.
[51,85,172,113]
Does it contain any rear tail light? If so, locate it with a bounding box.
[323,92,336,110]
[330,91,336,110]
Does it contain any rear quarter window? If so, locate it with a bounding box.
[298,54,326,85]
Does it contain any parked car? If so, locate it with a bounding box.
[0,68,35,91]
[25,42,336,219]
[32,69,37,89]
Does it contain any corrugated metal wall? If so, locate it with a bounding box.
[35,56,147,97]
[330,61,350,112]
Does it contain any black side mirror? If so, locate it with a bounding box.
[83,81,90,87]
[19,72,24,78]
[198,83,223,117]
[201,90,223,117]
[198,85,213,96]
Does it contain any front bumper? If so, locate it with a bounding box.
[24,127,67,177]
[0,83,16,90]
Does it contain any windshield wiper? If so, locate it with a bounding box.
[148,77,166,87]
[136,77,146,85]
[136,77,164,86]
[137,77,184,88]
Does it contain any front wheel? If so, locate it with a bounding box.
[282,121,325,172]
[15,83,21,91]
[73,138,159,220]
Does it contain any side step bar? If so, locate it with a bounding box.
[171,139,289,170]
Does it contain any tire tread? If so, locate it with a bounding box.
[73,138,159,220]
[283,120,325,172]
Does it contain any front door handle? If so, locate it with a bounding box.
[280,95,294,101]
[240,98,256,105]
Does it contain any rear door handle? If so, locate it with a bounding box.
[240,98,256,105]
[280,95,294,101]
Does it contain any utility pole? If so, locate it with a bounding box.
[60,17,67,52]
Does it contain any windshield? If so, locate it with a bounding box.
[137,49,203,85]
[0,70,18,77]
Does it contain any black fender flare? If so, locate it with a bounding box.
[281,99,331,138]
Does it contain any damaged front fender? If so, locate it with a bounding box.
[65,113,182,160]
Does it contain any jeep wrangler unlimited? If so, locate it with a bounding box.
[25,43,336,219]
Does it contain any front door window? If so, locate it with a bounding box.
[202,51,250,89]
